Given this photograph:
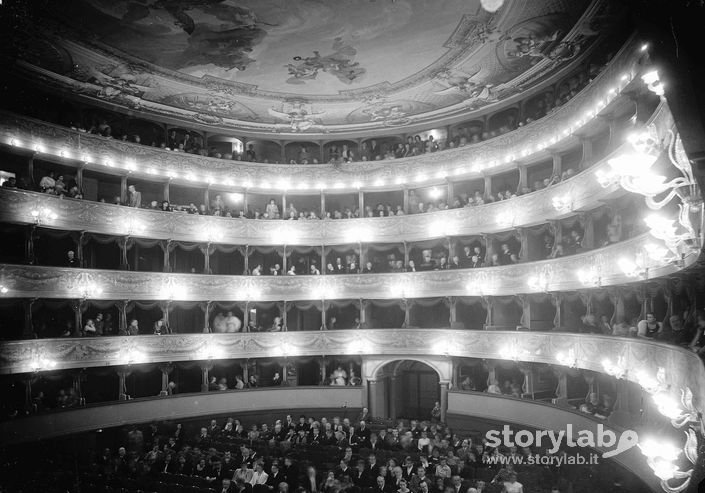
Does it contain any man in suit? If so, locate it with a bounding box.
[267,463,285,491]
[367,453,380,479]
[127,185,141,208]
[281,457,298,490]
[219,478,235,493]
[335,459,353,482]
[401,457,416,482]
[373,475,392,493]
[367,433,383,452]
[352,460,371,489]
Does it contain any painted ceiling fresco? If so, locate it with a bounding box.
[12,0,618,132]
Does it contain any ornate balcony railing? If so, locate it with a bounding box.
[0,38,646,191]
[0,233,697,302]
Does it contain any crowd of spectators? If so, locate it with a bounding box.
[29,412,637,493]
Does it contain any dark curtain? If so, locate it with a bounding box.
[0,299,25,340]
[210,249,245,275]
[125,365,161,399]
[170,302,203,334]
[34,229,77,267]
[409,298,449,328]
[492,296,522,329]
[369,301,405,329]
[0,224,28,264]
[456,298,486,330]
[171,243,205,274]
[84,234,122,270]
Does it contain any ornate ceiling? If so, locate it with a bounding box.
[7,0,619,135]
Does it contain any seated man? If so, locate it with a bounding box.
[637,312,663,339]
[659,315,691,345]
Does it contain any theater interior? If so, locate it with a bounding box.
[0,0,704,492]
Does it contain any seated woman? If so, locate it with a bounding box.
[83,319,97,336]
[153,318,168,335]
[331,366,347,386]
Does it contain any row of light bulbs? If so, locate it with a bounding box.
[4,68,638,192]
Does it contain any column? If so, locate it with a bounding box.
[282,194,287,216]
[159,363,174,396]
[358,190,365,214]
[23,299,35,338]
[320,191,326,216]
[72,371,85,406]
[160,301,171,333]
[483,234,493,266]
[282,245,287,273]
[483,175,492,199]
[518,294,530,329]
[77,232,86,268]
[551,153,562,178]
[163,181,170,202]
[200,363,212,392]
[448,297,457,328]
[320,300,326,330]
[580,212,595,249]
[516,228,528,262]
[553,368,568,407]
[162,240,172,273]
[359,299,370,328]
[482,296,494,328]
[25,225,35,264]
[243,245,250,274]
[439,381,450,422]
[580,138,593,170]
[402,299,411,328]
[23,376,33,412]
[486,361,497,388]
[27,154,36,187]
[446,180,454,202]
[203,301,213,333]
[402,187,409,214]
[606,117,620,152]
[519,364,534,399]
[243,190,249,215]
[281,143,287,164]
[518,165,528,192]
[549,220,563,248]
[203,187,210,212]
[281,361,287,386]
[403,241,409,266]
[203,243,212,275]
[243,302,250,331]
[118,368,130,401]
[367,379,378,417]
[281,301,288,331]
[319,357,328,385]
[120,176,128,205]
[551,293,563,329]
[320,246,326,274]
[117,300,129,334]
[240,361,249,384]
[72,300,84,336]
[76,166,84,192]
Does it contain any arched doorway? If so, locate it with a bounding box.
[373,360,440,421]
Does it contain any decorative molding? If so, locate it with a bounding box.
[0,39,651,186]
[1,331,703,428]
[0,156,624,244]
[0,233,697,302]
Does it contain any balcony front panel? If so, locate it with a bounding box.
[0,386,363,445]
[0,234,696,301]
[0,38,645,190]
[0,159,625,244]
[2,330,702,421]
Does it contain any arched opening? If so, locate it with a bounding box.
[372,360,441,420]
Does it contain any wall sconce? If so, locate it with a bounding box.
[635,367,668,394]
[272,341,297,358]
[495,211,515,228]
[197,339,224,360]
[202,225,224,243]
[618,255,648,279]
[602,356,628,379]
[27,350,57,372]
[0,285,8,294]
[347,337,371,354]
[639,433,697,493]
[527,266,553,292]
[642,70,665,96]
[555,348,578,368]
[159,279,188,300]
[652,388,701,428]
[116,345,147,365]
[30,206,58,225]
[552,195,572,213]
[125,218,146,236]
[77,282,104,300]
[501,338,528,362]
[577,266,601,287]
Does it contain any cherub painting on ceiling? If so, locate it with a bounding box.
[285,38,366,85]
